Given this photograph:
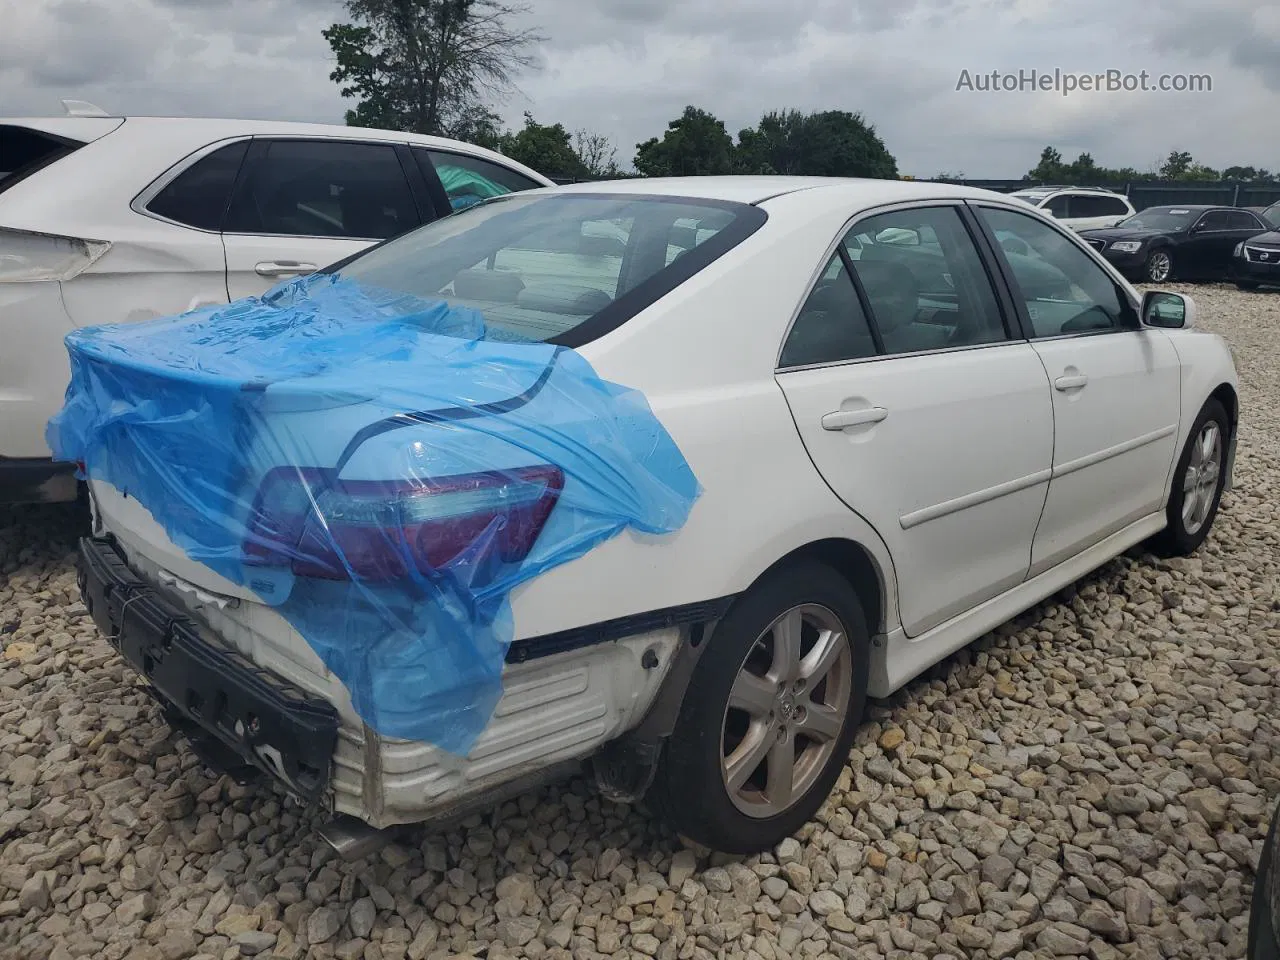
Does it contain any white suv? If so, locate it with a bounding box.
[0,107,551,503]
[1009,185,1135,232]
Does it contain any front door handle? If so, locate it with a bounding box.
[255,260,318,278]
[822,407,888,430]
[1054,373,1089,391]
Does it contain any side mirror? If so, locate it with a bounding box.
[1142,290,1195,329]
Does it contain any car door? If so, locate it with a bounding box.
[775,202,1054,637]
[221,138,425,300]
[1183,210,1236,278]
[973,204,1181,576]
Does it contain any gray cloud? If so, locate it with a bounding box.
[2,0,1278,178]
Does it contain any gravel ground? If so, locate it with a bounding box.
[2,282,1278,960]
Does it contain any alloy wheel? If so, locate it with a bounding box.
[1181,420,1222,536]
[1147,252,1172,282]
[719,603,852,818]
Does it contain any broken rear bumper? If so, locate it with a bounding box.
[77,535,339,803]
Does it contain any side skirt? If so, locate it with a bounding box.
[870,512,1167,697]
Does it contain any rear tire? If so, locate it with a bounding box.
[1151,398,1229,556]
[648,562,869,854]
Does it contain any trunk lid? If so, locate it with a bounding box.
[56,273,565,601]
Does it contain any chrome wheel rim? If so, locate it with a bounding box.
[1181,420,1222,535]
[720,603,852,818]
[1148,252,1172,282]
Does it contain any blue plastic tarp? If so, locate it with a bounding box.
[48,273,699,753]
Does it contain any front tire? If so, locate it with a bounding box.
[649,562,869,854]
[1151,398,1229,556]
[1145,249,1174,283]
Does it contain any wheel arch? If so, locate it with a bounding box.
[748,537,887,639]
[1209,381,1238,435]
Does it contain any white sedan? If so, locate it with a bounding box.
[73,176,1238,855]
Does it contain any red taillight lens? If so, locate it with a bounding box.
[243,465,564,582]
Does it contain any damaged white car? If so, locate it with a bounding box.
[63,176,1238,856]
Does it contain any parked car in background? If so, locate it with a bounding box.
[1231,219,1280,290]
[1079,205,1271,282]
[71,177,1238,855]
[1250,797,1279,959]
[1008,185,1135,231]
[0,104,552,503]
[1253,203,1280,229]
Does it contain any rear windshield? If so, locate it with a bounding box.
[335,193,765,346]
[0,125,84,195]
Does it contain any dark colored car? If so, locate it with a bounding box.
[1230,206,1280,290]
[1249,797,1279,959]
[1080,205,1271,283]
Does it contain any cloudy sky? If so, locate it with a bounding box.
[3,0,1277,178]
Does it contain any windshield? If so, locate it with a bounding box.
[335,193,761,345]
[1116,208,1199,231]
[1010,192,1049,206]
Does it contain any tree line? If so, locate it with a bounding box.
[323,0,899,181]
[1010,146,1276,185]
[323,1,1271,187]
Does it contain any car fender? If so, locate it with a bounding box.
[1159,328,1240,496]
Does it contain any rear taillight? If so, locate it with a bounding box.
[243,465,564,582]
[0,227,110,282]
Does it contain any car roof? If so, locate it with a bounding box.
[537,176,1008,206]
[0,114,553,185]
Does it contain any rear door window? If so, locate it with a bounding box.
[418,149,543,213]
[1228,211,1264,231]
[225,140,419,240]
[145,141,249,230]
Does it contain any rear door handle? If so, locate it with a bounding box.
[1054,374,1089,391]
[822,407,888,430]
[255,260,318,278]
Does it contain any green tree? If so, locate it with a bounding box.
[634,106,735,177]
[736,110,897,178]
[497,113,588,179]
[323,0,542,136]
[1159,149,1195,179]
[1027,146,1065,182]
[450,105,505,150]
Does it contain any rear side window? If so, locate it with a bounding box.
[1073,194,1130,218]
[335,193,763,345]
[1228,211,1263,231]
[225,140,419,240]
[780,254,877,367]
[146,141,248,230]
[0,125,84,195]
[419,149,543,213]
